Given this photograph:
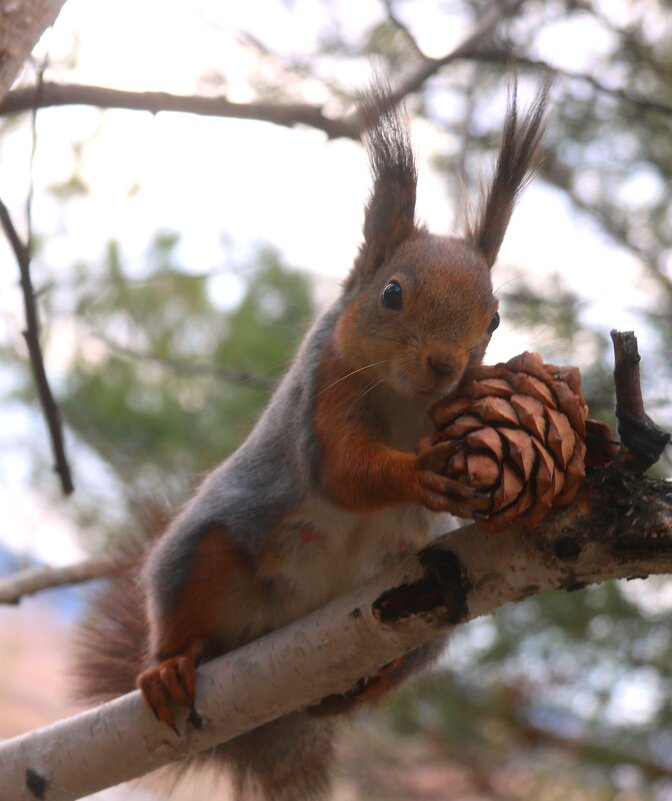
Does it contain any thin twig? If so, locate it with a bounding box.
[235,30,353,102]
[379,0,428,60]
[0,83,359,140]
[463,48,672,119]
[539,155,672,299]
[386,0,525,108]
[0,555,121,604]
[611,331,645,423]
[0,198,74,494]
[610,329,670,473]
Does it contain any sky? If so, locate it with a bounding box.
[0,0,658,565]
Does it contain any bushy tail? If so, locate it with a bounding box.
[72,558,150,705]
[211,714,336,801]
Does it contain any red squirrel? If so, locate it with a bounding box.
[76,79,551,800]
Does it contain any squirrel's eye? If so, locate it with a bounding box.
[381,281,403,311]
[487,311,500,335]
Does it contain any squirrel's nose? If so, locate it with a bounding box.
[426,351,460,379]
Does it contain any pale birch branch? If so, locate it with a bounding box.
[0,555,121,604]
[0,470,670,801]
[0,0,66,101]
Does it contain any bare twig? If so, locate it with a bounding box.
[0,83,359,140]
[387,0,525,108]
[0,469,670,801]
[611,330,646,424]
[235,31,353,102]
[0,555,122,604]
[610,330,670,473]
[379,0,428,60]
[464,48,672,119]
[0,197,74,494]
[539,155,672,300]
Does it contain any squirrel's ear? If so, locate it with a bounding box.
[468,76,553,268]
[347,84,417,290]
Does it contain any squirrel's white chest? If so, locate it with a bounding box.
[258,387,440,628]
[261,496,437,629]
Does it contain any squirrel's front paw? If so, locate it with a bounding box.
[137,651,199,733]
[415,442,487,516]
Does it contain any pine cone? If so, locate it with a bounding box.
[418,352,612,532]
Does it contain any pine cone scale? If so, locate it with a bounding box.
[498,427,536,481]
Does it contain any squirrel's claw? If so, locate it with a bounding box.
[159,655,196,708]
[137,652,198,733]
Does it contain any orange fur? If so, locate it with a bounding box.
[152,527,257,658]
[138,526,260,728]
[313,340,421,510]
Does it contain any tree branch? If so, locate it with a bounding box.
[0,197,74,494]
[379,0,428,60]
[464,48,672,119]
[0,0,66,101]
[0,83,359,140]
[387,0,525,107]
[0,1,526,142]
[1,469,670,801]
[3,30,670,152]
[538,152,672,300]
[0,555,121,605]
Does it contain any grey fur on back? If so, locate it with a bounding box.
[145,299,345,612]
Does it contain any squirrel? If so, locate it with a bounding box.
[75,78,551,801]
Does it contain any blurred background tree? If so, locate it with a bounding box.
[0,1,671,799]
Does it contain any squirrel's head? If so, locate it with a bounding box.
[334,78,551,401]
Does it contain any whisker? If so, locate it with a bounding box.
[354,376,386,404]
[313,359,391,399]
[492,277,517,294]
[392,354,419,383]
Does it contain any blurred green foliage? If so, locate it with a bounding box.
[2,233,314,538]
[62,236,312,490]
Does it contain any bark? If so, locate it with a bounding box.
[0,469,670,801]
[0,0,66,101]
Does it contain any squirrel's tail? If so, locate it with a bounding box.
[73,558,149,705]
[73,557,336,801]
[208,714,336,801]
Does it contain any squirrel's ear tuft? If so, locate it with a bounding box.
[347,82,417,290]
[468,75,553,268]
